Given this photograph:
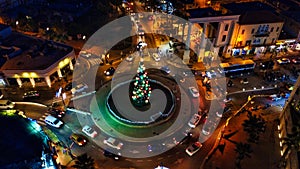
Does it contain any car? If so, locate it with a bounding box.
[202,122,216,136]
[152,53,161,61]
[71,83,88,94]
[188,114,201,128]
[0,100,15,109]
[223,98,232,103]
[48,108,65,118]
[23,91,40,99]
[138,28,145,36]
[277,58,290,64]
[185,142,202,156]
[64,82,73,91]
[126,55,134,62]
[103,149,121,160]
[269,94,282,101]
[240,78,249,84]
[292,58,300,64]
[44,115,63,128]
[161,66,171,74]
[104,67,115,76]
[189,87,199,97]
[70,133,87,146]
[79,51,91,58]
[216,111,223,118]
[82,125,98,138]
[103,137,124,150]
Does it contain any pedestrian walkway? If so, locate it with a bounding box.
[203,100,281,169]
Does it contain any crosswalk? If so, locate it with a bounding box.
[88,58,103,67]
[36,112,51,126]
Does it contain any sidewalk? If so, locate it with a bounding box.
[203,102,281,169]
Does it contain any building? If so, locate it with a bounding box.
[187,7,240,61]
[185,1,285,61]
[223,2,284,58]
[227,10,284,57]
[0,24,75,88]
[278,76,300,169]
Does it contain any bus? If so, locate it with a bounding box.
[219,59,256,77]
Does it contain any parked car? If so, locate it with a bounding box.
[103,137,124,150]
[70,133,87,146]
[277,58,290,64]
[185,142,202,156]
[23,91,40,100]
[48,108,65,118]
[44,115,63,128]
[82,125,98,138]
[188,114,201,128]
[103,149,121,160]
[71,83,88,95]
[189,87,199,97]
[104,67,115,76]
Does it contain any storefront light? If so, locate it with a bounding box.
[22,72,30,78]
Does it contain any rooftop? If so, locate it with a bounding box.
[222,1,276,14]
[0,32,73,71]
[187,7,234,18]
[238,10,284,25]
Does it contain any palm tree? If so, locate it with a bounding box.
[242,111,266,143]
[234,142,252,169]
[72,153,95,169]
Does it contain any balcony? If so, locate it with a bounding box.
[253,31,270,37]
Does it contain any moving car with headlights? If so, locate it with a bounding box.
[277,58,290,64]
[161,66,170,74]
[70,133,87,146]
[48,108,65,118]
[82,125,98,138]
[71,83,88,95]
[23,91,40,100]
[185,142,202,156]
[0,100,15,109]
[103,137,124,150]
[189,87,199,97]
[104,67,115,76]
[152,53,161,61]
[188,114,201,128]
[44,115,63,128]
[103,149,121,160]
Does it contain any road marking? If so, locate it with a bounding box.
[147,159,152,162]
[157,157,163,160]
[125,159,132,161]
[37,121,46,125]
[136,160,143,162]
[65,125,70,129]
[39,117,44,120]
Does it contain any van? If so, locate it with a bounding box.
[0,100,15,109]
[44,115,64,128]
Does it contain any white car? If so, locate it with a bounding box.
[82,125,98,138]
[277,58,290,64]
[71,83,88,94]
[189,87,199,97]
[188,114,201,128]
[185,142,202,156]
[44,115,63,128]
[126,55,134,62]
[152,53,161,61]
[103,137,124,150]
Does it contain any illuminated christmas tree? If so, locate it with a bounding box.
[131,59,151,107]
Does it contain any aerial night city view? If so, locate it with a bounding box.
[0,0,300,169]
